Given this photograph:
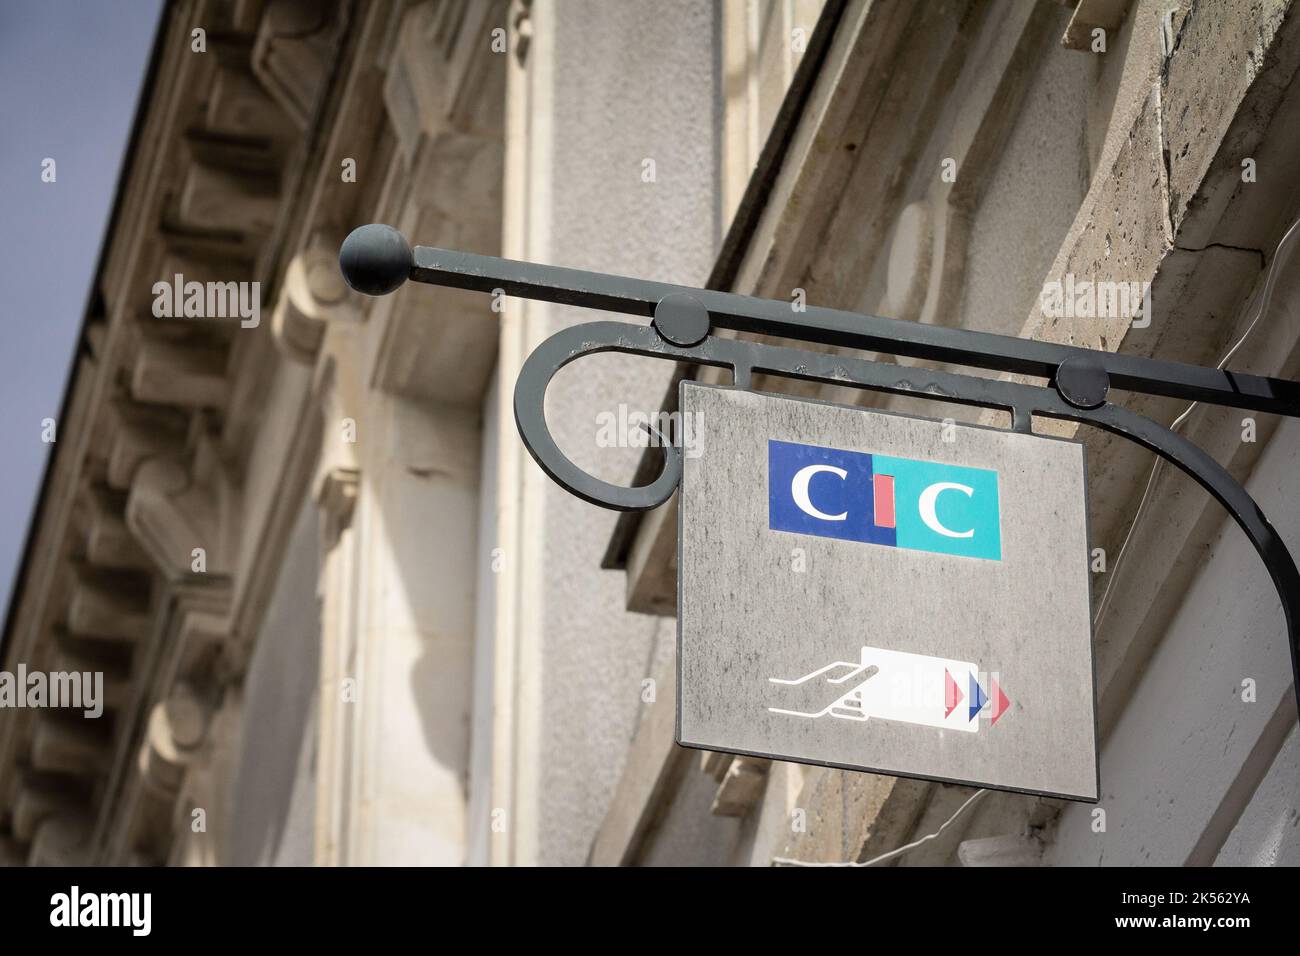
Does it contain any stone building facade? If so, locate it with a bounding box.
[1,0,1297,866]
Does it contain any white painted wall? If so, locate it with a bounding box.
[487,0,722,865]
[1046,417,1300,865]
[352,397,480,865]
[1216,725,1300,865]
[225,496,320,866]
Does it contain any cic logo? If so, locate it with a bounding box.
[767,439,1001,560]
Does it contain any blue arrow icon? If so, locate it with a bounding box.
[968,673,987,722]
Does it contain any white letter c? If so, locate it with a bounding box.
[918,482,975,538]
[791,464,848,521]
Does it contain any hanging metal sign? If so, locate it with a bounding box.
[676,383,1097,799]
[338,223,1300,802]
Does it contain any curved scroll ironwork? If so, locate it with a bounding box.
[513,319,1300,711]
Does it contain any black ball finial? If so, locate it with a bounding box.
[339,223,412,296]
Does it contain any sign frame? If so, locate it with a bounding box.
[673,381,1102,802]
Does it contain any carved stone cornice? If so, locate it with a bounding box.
[5,0,504,868]
[272,243,362,363]
[27,814,92,867]
[139,683,211,795]
[316,466,360,553]
[0,0,339,866]
[66,572,151,643]
[251,0,345,129]
[125,458,231,582]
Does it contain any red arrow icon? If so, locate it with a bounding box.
[944,668,964,718]
[990,677,1011,725]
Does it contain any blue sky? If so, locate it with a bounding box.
[0,1,163,622]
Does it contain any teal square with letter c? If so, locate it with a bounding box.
[872,455,1001,560]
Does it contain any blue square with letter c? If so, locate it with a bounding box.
[767,440,895,546]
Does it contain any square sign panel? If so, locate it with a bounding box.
[677,383,1098,801]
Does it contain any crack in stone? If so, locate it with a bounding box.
[1172,242,1267,269]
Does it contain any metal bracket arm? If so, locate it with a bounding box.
[338,223,1300,719]
[404,244,1300,416]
